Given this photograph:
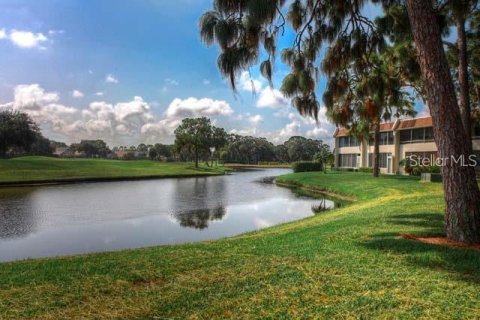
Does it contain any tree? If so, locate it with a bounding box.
[445,0,477,146]
[0,110,39,158]
[313,143,333,172]
[174,117,217,168]
[323,49,416,177]
[405,0,480,242]
[200,0,480,242]
[284,136,324,162]
[148,148,158,160]
[74,140,111,158]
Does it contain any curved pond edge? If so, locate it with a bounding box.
[275,180,357,202]
[0,172,225,188]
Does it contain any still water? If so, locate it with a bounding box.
[0,169,340,262]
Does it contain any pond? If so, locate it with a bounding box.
[0,168,343,262]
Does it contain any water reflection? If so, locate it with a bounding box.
[0,169,344,262]
[0,188,38,239]
[173,207,226,230]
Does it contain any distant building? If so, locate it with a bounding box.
[333,116,480,174]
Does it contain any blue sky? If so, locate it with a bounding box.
[0,0,421,147]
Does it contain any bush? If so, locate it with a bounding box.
[358,167,373,173]
[292,161,323,173]
[332,167,355,172]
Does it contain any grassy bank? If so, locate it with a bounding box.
[1,172,480,319]
[225,163,292,169]
[0,156,224,185]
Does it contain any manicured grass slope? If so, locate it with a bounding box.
[1,172,480,319]
[0,156,224,184]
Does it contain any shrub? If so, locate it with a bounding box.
[331,167,354,172]
[292,161,323,173]
[358,167,373,173]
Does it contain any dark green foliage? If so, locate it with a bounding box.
[292,161,323,173]
[358,167,373,173]
[0,110,40,158]
[71,140,111,158]
[174,117,227,167]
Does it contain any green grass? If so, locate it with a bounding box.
[1,172,480,319]
[0,156,224,184]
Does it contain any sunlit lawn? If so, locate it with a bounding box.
[0,156,224,184]
[1,171,480,319]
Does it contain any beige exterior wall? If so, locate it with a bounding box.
[398,142,437,174]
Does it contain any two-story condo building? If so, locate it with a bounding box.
[333,116,480,174]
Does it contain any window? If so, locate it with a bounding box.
[368,153,391,168]
[400,127,434,144]
[338,154,358,167]
[424,127,434,141]
[411,128,425,142]
[400,130,412,143]
[473,125,480,138]
[338,136,360,148]
[369,131,394,145]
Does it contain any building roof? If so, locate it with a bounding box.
[395,117,433,130]
[333,117,432,137]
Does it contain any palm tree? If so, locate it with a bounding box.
[444,0,478,146]
[323,49,416,177]
[200,0,480,242]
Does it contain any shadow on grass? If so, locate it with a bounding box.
[363,212,480,284]
[386,213,444,233]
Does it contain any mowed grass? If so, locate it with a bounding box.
[1,172,480,319]
[0,156,224,184]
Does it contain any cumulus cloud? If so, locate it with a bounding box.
[238,71,263,92]
[165,97,233,118]
[72,90,84,98]
[0,84,242,145]
[0,28,6,39]
[7,29,48,49]
[256,88,288,108]
[105,74,119,84]
[95,91,104,97]
[248,114,263,126]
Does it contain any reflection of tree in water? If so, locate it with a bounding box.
[0,187,38,239]
[173,206,226,230]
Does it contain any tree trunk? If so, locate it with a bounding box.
[406,0,480,243]
[457,16,472,146]
[373,121,380,178]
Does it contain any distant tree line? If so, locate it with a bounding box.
[0,111,332,166]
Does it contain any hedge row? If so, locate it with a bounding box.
[292,161,323,173]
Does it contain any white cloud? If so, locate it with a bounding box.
[11,84,59,110]
[0,28,6,39]
[88,69,94,75]
[8,30,48,49]
[256,88,288,108]
[72,90,84,98]
[239,71,263,92]
[203,79,211,85]
[248,114,263,125]
[165,97,233,118]
[95,91,104,97]
[105,74,119,84]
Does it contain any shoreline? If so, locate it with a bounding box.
[0,172,225,188]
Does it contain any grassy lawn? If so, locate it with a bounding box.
[1,172,480,319]
[0,156,224,184]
